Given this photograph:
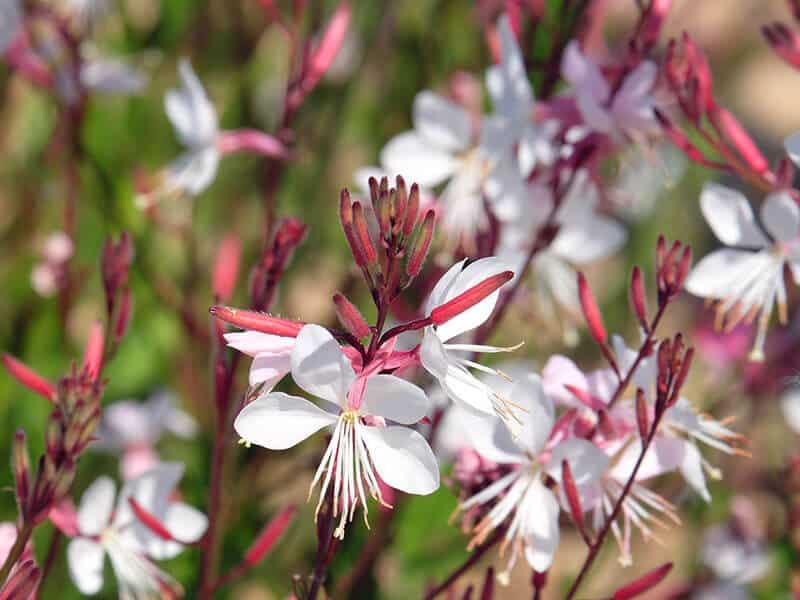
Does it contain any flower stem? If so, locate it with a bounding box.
[422,529,504,600]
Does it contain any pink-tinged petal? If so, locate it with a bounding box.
[547,438,609,485]
[699,183,768,247]
[542,355,588,407]
[611,61,657,128]
[234,392,337,450]
[413,91,471,152]
[610,436,686,482]
[684,249,756,299]
[98,400,153,447]
[785,131,800,167]
[575,93,614,133]
[67,538,105,595]
[49,500,80,537]
[77,477,116,536]
[291,324,355,405]
[513,374,555,455]
[224,331,294,357]
[761,191,800,243]
[121,445,160,481]
[522,480,560,572]
[114,463,184,532]
[0,523,17,564]
[361,375,429,424]
[249,352,292,389]
[561,41,610,101]
[433,257,512,342]
[380,131,459,188]
[359,425,440,495]
[145,503,208,560]
[680,442,711,502]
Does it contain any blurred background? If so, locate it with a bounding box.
[1,0,799,597]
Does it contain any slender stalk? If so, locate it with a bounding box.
[0,521,33,584]
[422,529,504,600]
[36,529,62,594]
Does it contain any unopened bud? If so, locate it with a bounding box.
[430,271,513,326]
[2,355,56,402]
[209,306,303,337]
[245,504,297,566]
[333,293,370,338]
[480,566,494,600]
[114,287,133,342]
[1,560,41,600]
[561,459,589,545]
[629,267,649,331]
[51,460,77,504]
[45,413,62,457]
[709,107,769,175]
[213,234,242,301]
[668,347,694,407]
[13,430,30,515]
[129,497,174,540]
[81,321,104,382]
[577,273,606,345]
[406,210,435,278]
[352,202,377,264]
[635,389,649,441]
[394,176,408,235]
[404,183,420,236]
[612,562,673,600]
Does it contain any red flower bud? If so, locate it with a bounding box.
[2,355,56,402]
[213,234,242,301]
[629,267,649,332]
[577,272,606,345]
[129,498,174,541]
[612,562,673,600]
[406,210,435,278]
[561,459,590,545]
[114,287,133,342]
[333,293,371,339]
[709,107,769,175]
[352,202,377,264]
[209,306,303,337]
[404,183,420,237]
[635,388,649,440]
[81,322,105,382]
[430,271,513,326]
[480,566,494,600]
[245,505,297,566]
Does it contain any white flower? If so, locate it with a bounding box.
[234,324,439,538]
[486,15,557,176]
[561,41,657,141]
[0,0,21,56]
[67,464,208,597]
[460,374,607,581]
[420,257,520,420]
[160,59,220,198]
[224,330,295,390]
[380,91,505,247]
[685,182,800,360]
[781,386,800,434]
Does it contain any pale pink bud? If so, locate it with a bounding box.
[577,272,606,345]
[635,388,649,440]
[430,271,513,326]
[209,306,304,337]
[405,210,435,278]
[612,562,673,599]
[629,267,649,332]
[709,107,769,175]
[81,322,105,382]
[561,459,589,545]
[245,505,297,566]
[333,293,370,338]
[2,355,55,402]
[213,235,242,301]
[217,130,290,159]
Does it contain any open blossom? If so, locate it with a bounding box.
[235,324,439,539]
[487,15,557,176]
[420,257,520,420]
[380,91,505,248]
[459,373,607,582]
[685,183,800,360]
[94,390,198,479]
[66,463,208,597]
[561,41,658,141]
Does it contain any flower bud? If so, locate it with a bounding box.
[577,272,606,345]
[2,355,56,402]
[394,176,408,235]
[51,460,77,504]
[480,567,494,600]
[213,234,242,301]
[352,201,377,264]
[430,271,513,326]
[709,107,769,175]
[114,287,133,342]
[635,388,649,441]
[612,562,672,599]
[13,430,30,515]
[245,505,297,566]
[209,306,303,337]
[629,267,649,332]
[333,293,371,339]
[81,321,105,382]
[406,210,435,278]
[561,459,589,545]
[404,183,420,237]
[1,560,40,600]
[129,497,174,541]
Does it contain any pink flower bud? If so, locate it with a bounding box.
[81,322,105,382]
[340,190,368,268]
[612,562,673,599]
[635,388,649,440]
[209,306,304,337]
[630,266,649,332]
[352,202,377,264]
[114,287,133,342]
[217,130,290,159]
[430,271,513,326]
[577,272,606,345]
[561,459,589,545]
[2,355,55,402]
[128,498,174,541]
[213,235,242,301]
[333,293,371,338]
[406,210,435,278]
[404,183,420,237]
[244,505,297,566]
[709,107,769,175]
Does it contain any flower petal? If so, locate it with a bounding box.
[542,355,588,407]
[680,441,711,502]
[362,374,429,424]
[785,131,800,167]
[684,248,757,299]
[761,191,800,243]
[165,59,217,148]
[291,324,355,405]
[380,131,459,188]
[522,479,560,572]
[359,425,440,495]
[234,392,337,450]
[115,462,184,530]
[425,259,468,315]
[78,476,116,536]
[249,352,292,389]
[551,217,627,265]
[67,538,105,595]
[165,146,220,196]
[224,331,294,357]
[145,502,209,560]
[513,374,555,454]
[699,183,768,247]
[486,15,533,122]
[413,91,471,152]
[782,388,800,434]
[547,438,609,485]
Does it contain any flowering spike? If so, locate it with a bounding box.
[635,388,649,441]
[2,355,56,402]
[406,210,435,278]
[245,505,297,566]
[213,234,242,301]
[562,459,590,545]
[630,267,649,332]
[333,293,371,339]
[352,201,377,264]
[81,322,105,382]
[577,272,606,345]
[210,306,303,337]
[430,271,513,325]
[129,497,174,541]
[612,562,673,600]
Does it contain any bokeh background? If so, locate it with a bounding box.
[1,0,799,597]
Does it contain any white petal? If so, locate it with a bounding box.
[425,259,468,315]
[785,131,800,167]
[362,375,429,424]
[684,249,756,299]
[522,480,560,572]
[359,425,440,495]
[165,59,218,147]
[486,16,532,121]
[115,463,183,529]
[234,392,337,450]
[224,331,294,357]
[547,438,609,485]
[782,388,800,434]
[609,435,686,482]
[380,131,459,188]
[67,538,105,595]
[542,355,588,407]
[146,503,209,560]
[81,60,145,95]
[165,146,220,196]
[680,442,711,502]
[249,352,292,389]
[78,476,116,536]
[699,183,768,247]
[513,374,555,455]
[413,90,471,152]
[561,41,609,102]
[474,417,526,464]
[290,324,355,405]
[551,217,627,264]
[761,191,800,243]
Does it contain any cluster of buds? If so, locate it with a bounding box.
[0,557,40,600]
[655,235,692,308]
[658,34,779,190]
[652,333,694,416]
[339,176,434,309]
[100,233,134,350]
[248,217,308,311]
